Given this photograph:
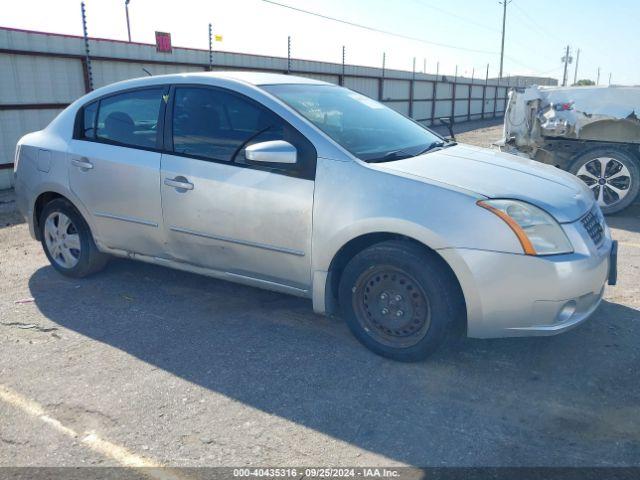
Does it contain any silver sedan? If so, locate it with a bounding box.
[13,72,617,361]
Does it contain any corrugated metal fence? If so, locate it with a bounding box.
[0,26,539,189]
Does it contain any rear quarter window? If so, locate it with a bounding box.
[80,101,98,139]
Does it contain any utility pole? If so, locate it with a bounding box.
[596,67,600,85]
[561,45,571,86]
[572,48,580,85]
[609,73,612,85]
[125,0,131,42]
[498,0,511,79]
[382,52,386,77]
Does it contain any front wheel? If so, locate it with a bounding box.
[338,240,462,362]
[570,147,640,214]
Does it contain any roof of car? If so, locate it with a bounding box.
[204,71,330,86]
[119,71,331,87]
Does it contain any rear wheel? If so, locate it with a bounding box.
[570,147,640,214]
[338,240,461,362]
[40,198,109,277]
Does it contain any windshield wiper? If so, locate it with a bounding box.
[414,140,455,156]
[366,140,456,163]
[367,149,415,163]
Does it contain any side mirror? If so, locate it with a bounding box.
[438,117,456,142]
[245,140,297,164]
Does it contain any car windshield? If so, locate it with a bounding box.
[263,84,444,162]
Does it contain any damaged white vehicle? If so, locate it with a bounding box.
[501,85,640,214]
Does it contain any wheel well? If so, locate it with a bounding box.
[33,192,65,240]
[327,233,467,335]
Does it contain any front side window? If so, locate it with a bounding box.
[95,88,164,148]
[170,87,315,177]
[172,87,283,162]
[263,84,443,162]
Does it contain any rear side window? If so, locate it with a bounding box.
[95,88,164,148]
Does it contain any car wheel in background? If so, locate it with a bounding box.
[40,198,109,278]
[338,240,462,362]
[570,147,640,215]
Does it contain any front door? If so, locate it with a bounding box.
[160,85,316,290]
[69,87,167,256]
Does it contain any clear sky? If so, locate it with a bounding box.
[2,0,638,85]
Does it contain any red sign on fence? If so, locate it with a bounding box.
[155,31,172,53]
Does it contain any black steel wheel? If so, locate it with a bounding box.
[353,266,431,348]
[339,240,463,362]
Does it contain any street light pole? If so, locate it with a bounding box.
[125,0,132,42]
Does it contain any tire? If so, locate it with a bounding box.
[39,198,109,278]
[570,147,640,215]
[338,240,462,362]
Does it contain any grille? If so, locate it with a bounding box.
[581,209,604,246]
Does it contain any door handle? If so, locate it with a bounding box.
[164,177,194,191]
[71,157,93,170]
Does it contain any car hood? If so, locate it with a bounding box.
[375,143,593,223]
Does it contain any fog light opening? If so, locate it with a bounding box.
[557,301,577,323]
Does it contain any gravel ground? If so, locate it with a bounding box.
[1,122,639,469]
[432,118,505,147]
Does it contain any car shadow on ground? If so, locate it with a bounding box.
[607,204,640,234]
[29,259,640,466]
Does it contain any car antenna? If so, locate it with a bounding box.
[142,68,152,76]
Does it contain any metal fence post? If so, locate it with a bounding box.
[208,23,213,71]
[451,65,457,124]
[379,52,385,101]
[493,75,499,119]
[409,57,415,118]
[80,1,93,91]
[467,67,474,122]
[430,61,438,126]
[340,45,345,86]
[481,63,488,120]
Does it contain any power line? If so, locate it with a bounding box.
[413,0,547,61]
[409,0,499,33]
[503,54,555,74]
[510,1,564,44]
[260,0,498,54]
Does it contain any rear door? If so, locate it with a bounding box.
[69,87,168,256]
[159,85,316,291]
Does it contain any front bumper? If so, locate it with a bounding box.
[440,221,614,339]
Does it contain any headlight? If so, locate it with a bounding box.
[477,199,573,255]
